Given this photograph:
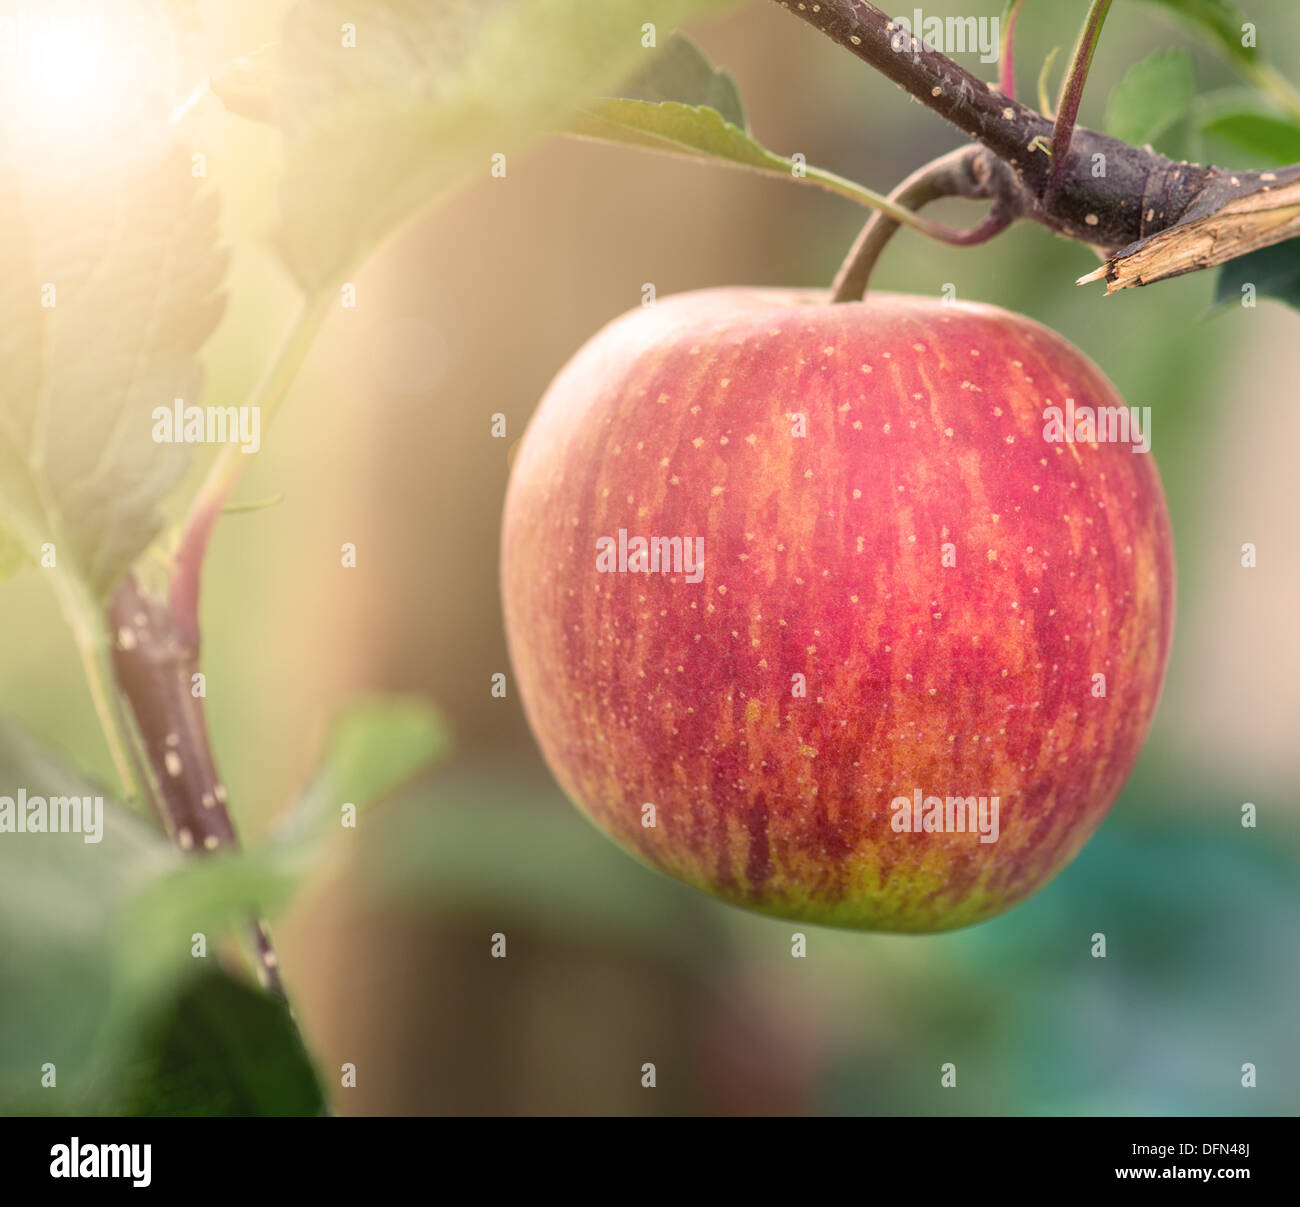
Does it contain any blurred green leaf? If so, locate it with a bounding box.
[116,697,449,1002]
[120,970,326,1117]
[1139,0,1256,65]
[283,695,450,844]
[0,146,226,600]
[272,0,740,291]
[0,721,323,1117]
[0,698,443,1113]
[0,721,177,1111]
[1202,110,1300,166]
[1212,238,1300,309]
[815,764,1300,1116]
[361,764,722,963]
[614,32,746,127]
[1104,49,1195,150]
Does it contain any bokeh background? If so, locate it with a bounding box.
[2,0,1298,1114]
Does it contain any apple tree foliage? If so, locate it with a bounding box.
[1,0,1298,1113]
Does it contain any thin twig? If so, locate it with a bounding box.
[1048,0,1113,192]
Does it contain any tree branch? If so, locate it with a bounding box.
[775,0,1300,289]
[109,574,287,1000]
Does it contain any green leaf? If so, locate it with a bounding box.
[358,764,726,965]
[1212,239,1300,310]
[120,970,326,1117]
[572,31,777,175]
[0,146,227,600]
[0,721,177,1112]
[1104,49,1195,150]
[566,37,922,220]
[614,32,746,128]
[1139,0,1256,65]
[271,0,740,291]
[0,699,442,1113]
[572,98,792,174]
[277,694,450,848]
[115,697,449,1002]
[1202,111,1300,166]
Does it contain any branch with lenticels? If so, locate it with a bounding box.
[775,0,1300,292]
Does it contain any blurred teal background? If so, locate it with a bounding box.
[1,0,1297,1114]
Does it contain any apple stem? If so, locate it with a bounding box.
[831,148,1016,302]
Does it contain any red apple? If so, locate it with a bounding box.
[501,288,1174,932]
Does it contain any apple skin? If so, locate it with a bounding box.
[501,288,1174,932]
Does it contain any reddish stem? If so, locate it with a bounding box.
[110,573,286,1000]
[999,0,1025,100]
